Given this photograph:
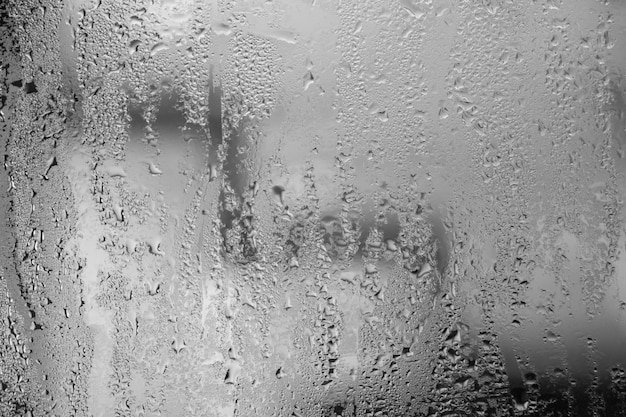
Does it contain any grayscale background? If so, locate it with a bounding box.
[1,0,626,416]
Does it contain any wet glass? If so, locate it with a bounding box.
[1,0,626,416]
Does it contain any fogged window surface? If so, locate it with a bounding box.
[1,0,626,416]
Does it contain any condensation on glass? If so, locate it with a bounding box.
[1,0,626,416]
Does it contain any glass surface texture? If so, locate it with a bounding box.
[1,0,626,416]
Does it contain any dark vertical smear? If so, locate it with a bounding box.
[608,77,626,177]
[127,101,145,140]
[223,120,247,198]
[427,211,450,275]
[211,68,234,250]
[59,0,82,124]
[356,209,373,259]
[154,91,186,132]
[208,65,223,149]
[499,338,524,395]
[382,211,400,241]
[212,64,257,260]
[225,119,256,260]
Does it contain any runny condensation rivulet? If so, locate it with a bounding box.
[1,0,626,416]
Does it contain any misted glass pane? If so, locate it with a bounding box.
[1,0,626,416]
